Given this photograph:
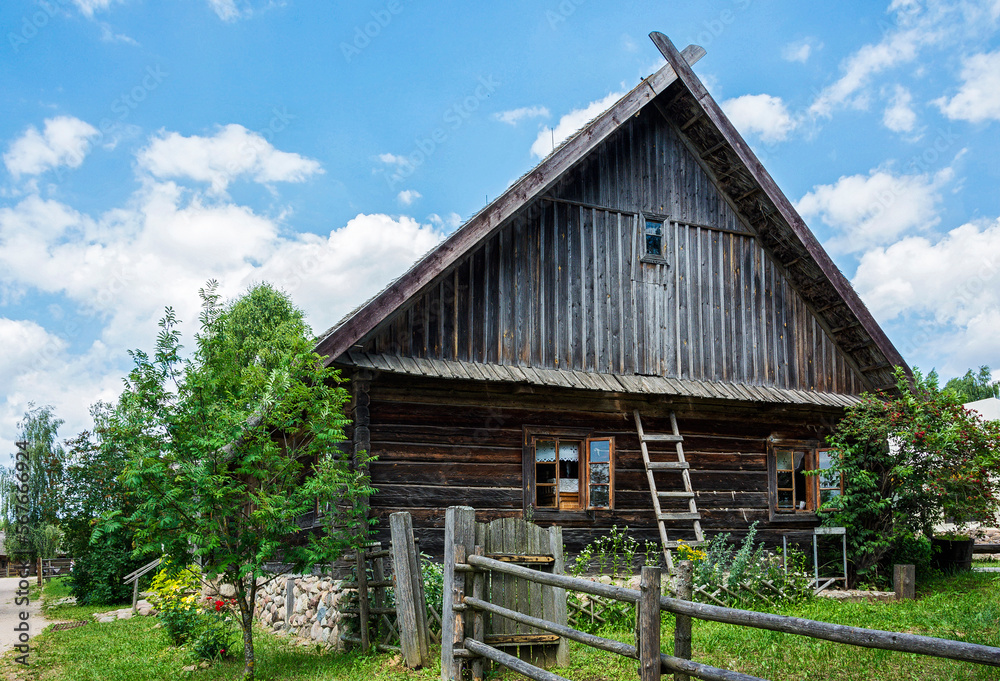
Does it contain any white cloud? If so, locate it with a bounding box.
[796,167,953,253]
[137,124,323,195]
[378,153,413,170]
[208,0,241,21]
[0,319,67,388]
[935,50,1000,123]
[99,22,139,45]
[721,94,797,144]
[853,219,1000,371]
[493,106,550,126]
[4,116,99,179]
[883,84,918,133]
[71,0,124,17]
[531,90,625,158]
[396,189,421,206]
[782,38,820,63]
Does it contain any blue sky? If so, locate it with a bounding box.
[2,0,999,453]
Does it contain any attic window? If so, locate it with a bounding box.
[645,220,663,256]
[641,215,668,263]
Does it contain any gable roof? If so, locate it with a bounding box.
[316,33,907,396]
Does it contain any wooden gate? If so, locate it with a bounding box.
[442,507,568,680]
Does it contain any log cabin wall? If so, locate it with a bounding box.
[361,372,842,555]
[359,109,865,394]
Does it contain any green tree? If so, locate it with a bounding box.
[823,368,1000,586]
[945,365,1000,402]
[63,403,152,604]
[0,405,67,560]
[122,282,373,681]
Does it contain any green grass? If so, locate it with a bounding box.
[7,572,998,681]
[40,574,134,622]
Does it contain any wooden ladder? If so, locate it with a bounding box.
[633,410,704,571]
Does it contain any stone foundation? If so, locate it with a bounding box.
[252,575,349,649]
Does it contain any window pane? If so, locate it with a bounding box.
[776,449,792,470]
[820,489,842,505]
[645,220,663,256]
[777,471,793,488]
[589,440,610,463]
[590,486,609,508]
[778,490,793,508]
[820,470,840,488]
[818,450,836,469]
[536,441,556,463]
[558,441,580,461]
[536,485,556,507]
[590,463,610,484]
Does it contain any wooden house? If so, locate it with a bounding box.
[314,33,907,564]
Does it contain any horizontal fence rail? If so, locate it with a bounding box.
[458,553,1000,680]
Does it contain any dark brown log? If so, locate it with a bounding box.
[638,566,661,681]
[463,639,571,681]
[673,560,694,681]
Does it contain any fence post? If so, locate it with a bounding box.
[442,506,476,681]
[37,556,42,587]
[471,546,486,681]
[894,564,915,601]
[639,566,661,681]
[356,548,370,652]
[391,512,430,668]
[673,560,693,681]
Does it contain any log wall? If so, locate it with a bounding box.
[362,373,841,555]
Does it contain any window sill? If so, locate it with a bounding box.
[529,509,604,521]
[768,510,820,523]
[640,256,669,266]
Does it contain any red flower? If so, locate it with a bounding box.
[215,600,224,611]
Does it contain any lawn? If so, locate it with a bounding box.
[4,571,998,681]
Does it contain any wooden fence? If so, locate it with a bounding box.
[442,507,568,680]
[442,507,1000,681]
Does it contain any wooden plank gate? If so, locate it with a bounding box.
[442,506,568,680]
[340,512,433,668]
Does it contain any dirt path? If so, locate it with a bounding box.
[0,575,47,657]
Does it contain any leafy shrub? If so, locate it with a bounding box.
[69,527,151,605]
[420,553,444,636]
[149,563,203,645]
[688,523,813,606]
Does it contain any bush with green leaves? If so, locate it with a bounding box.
[69,526,152,605]
[823,368,1000,587]
[690,523,813,606]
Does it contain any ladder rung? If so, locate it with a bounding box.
[658,491,695,498]
[647,462,689,470]
[664,540,706,549]
[657,513,702,521]
[642,434,684,443]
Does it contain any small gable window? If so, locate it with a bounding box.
[644,219,663,257]
[767,441,843,517]
[641,214,668,263]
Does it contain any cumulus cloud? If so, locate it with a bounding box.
[4,116,99,179]
[396,189,421,205]
[935,50,1000,123]
[137,124,323,195]
[71,0,124,17]
[853,219,1000,370]
[531,90,625,158]
[0,319,67,388]
[782,38,820,63]
[493,106,550,126]
[721,94,798,143]
[883,85,918,133]
[796,167,952,253]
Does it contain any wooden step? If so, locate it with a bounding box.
[664,540,706,549]
[658,491,695,498]
[641,433,684,443]
[657,512,702,521]
[646,461,690,470]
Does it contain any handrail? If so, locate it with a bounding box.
[464,553,1000,669]
[123,557,162,584]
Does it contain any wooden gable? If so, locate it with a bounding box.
[317,34,906,399]
[353,107,864,395]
